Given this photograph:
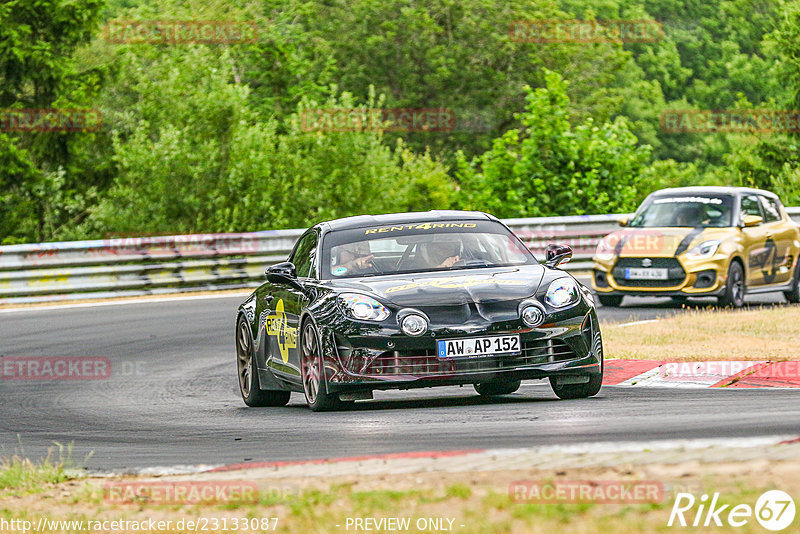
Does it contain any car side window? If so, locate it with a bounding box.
[291,232,318,279]
[759,196,781,223]
[740,195,763,222]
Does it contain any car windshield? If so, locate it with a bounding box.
[321,220,536,279]
[628,195,735,228]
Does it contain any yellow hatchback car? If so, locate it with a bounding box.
[592,187,800,307]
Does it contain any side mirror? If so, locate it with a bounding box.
[544,244,573,268]
[266,261,301,288]
[617,216,630,227]
[742,215,763,227]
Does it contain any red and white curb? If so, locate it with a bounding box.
[604,359,800,388]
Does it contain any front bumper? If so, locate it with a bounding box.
[592,254,728,297]
[319,302,602,393]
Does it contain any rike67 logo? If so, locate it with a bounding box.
[669,490,796,531]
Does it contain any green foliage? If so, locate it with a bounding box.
[79,48,454,234]
[305,0,673,165]
[0,0,104,243]
[0,443,78,493]
[725,136,800,205]
[456,71,651,217]
[770,0,800,110]
[0,0,105,108]
[0,455,70,492]
[1,0,800,245]
[720,0,800,207]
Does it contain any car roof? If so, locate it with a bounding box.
[649,186,779,199]
[317,210,496,232]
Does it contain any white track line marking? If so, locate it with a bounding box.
[0,291,252,314]
[615,319,660,328]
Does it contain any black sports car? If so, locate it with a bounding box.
[235,211,603,411]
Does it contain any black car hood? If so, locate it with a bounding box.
[332,265,546,307]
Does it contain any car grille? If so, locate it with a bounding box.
[350,338,578,377]
[612,257,686,288]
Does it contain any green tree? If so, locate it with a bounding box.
[722,0,800,206]
[456,70,652,217]
[0,0,105,243]
[304,0,666,164]
[725,136,800,205]
[79,46,454,235]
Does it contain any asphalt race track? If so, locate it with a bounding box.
[1,292,798,471]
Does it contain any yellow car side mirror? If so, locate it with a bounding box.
[742,215,763,227]
[617,216,629,227]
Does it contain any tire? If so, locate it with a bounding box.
[783,261,800,304]
[474,378,521,396]
[300,321,342,412]
[236,316,291,407]
[549,334,603,400]
[718,261,745,308]
[550,373,603,399]
[598,295,623,307]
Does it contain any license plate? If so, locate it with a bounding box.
[437,335,521,359]
[624,268,668,280]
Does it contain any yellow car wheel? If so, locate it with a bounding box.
[718,261,745,308]
[785,262,800,304]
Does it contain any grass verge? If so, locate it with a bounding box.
[604,305,800,361]
[1,457,797,533]
[0,444,78,495]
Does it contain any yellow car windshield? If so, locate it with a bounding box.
[629,195,734,228]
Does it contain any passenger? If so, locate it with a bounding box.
[418,240,461,269]
[333,242,374,275]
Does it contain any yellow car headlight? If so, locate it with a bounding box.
[685,240,721,260]
[595,237,618,262]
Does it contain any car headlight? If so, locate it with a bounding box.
[544,278,581,308]
[338,293,390,321]
[685,240,721,260]
[594,237,617,262]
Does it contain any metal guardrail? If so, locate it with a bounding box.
[1,209,798,304]
[506,213,631,271]
[0,231,303,304]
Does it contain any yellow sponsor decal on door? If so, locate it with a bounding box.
[265,299,297,363]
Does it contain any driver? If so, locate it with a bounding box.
[333,242,374,275]
[674,204,703,227]
[418,240,461,269]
